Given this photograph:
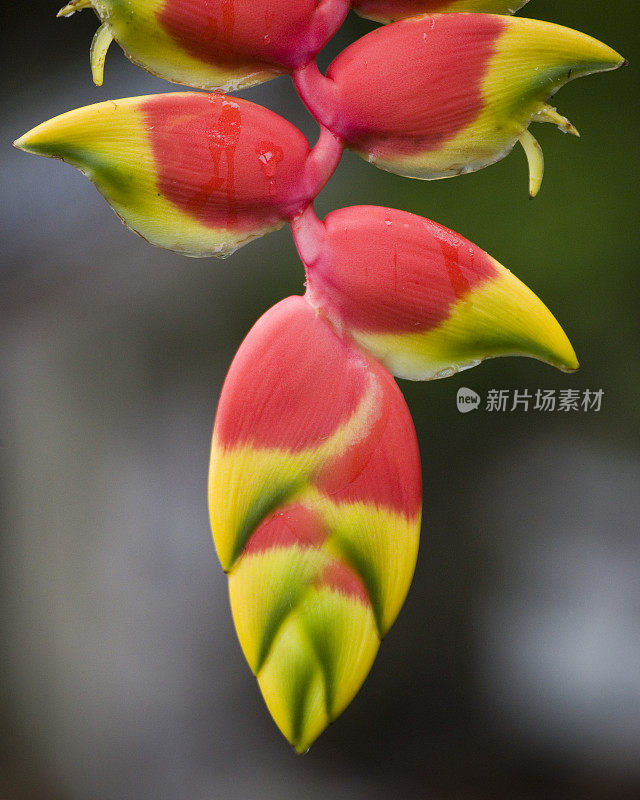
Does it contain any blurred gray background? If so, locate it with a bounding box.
[2,1,639,798]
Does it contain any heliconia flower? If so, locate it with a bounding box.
[293,14,625,195]
[209,295,421,751]
[14,93,343,258]
[291,205,578,379]
[352,0,528,25]
[56,0,350,91]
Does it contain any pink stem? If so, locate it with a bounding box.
[293,61,340,131]
[303,124,344,201]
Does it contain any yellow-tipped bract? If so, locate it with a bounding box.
[209,297,422,751]
[293,206,578,381]
[15,93,340,258]
[293,15,625,194]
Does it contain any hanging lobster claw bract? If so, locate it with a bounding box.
[292,205,578,379]
[209,295,422,751]
[294,14,625,195]
[15,93,343,257]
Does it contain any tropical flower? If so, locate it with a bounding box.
[15,93,342,257]
[294,14,625,195]
[16,0,625,753]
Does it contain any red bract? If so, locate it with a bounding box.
[294,14,624,189]
[15,93,343,257]
[143,93,340,234]
[294,206,497,331]
[292,205,579,379]
[58,0,350,90]
[213,296,374,454]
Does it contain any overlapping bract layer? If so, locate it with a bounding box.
[15,93,342,257]
[209,296,422,751]
[294,14,624,192]
[58,0,350,90]
[208,208,581,750]
[292,205,578,379]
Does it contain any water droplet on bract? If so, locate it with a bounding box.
[263,34,271,45]
[255,140,284,197]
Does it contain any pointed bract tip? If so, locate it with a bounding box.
[513,19,626,76]
[547,333,580,373]
[559,355,580,373]
[12,113,84,159]
[13,134,30,153]
[13,123,63,157]
[480,269,580,373]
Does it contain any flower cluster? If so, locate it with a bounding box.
[16,0,624,752]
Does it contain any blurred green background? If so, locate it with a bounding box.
[1,1,639,798]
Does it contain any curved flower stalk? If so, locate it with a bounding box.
[291,205,578,379]
[15,93,343,257]
[293,14,625,195]
[209,295,422,752]
[57,0,350,90]
[352,0,529,24]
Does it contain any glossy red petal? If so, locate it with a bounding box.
[213,297,375,452]
[244,505,328,555]
[316,355,421,515]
